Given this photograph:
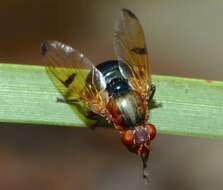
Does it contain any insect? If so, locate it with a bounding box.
[41,8,157,181]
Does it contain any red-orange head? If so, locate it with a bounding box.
[120,123,156,154]
[120,123,157,181]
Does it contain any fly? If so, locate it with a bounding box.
[41,8,157,182]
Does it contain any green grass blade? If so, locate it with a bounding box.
[0,63,222,138]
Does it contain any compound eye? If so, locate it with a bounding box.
[146,123,157,140]
[121,130,134,145]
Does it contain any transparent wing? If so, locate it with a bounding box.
[41,41,109,115]
[113,8,151,97]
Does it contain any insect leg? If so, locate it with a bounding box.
[147,85,162,109]
[56,97,79,104]
[147,84,156,103]
[85,111,101,130]
[85,111,99,119]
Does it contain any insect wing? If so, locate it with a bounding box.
[113,9,151,97]
[41,41,108,115]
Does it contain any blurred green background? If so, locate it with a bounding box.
[0,0,223,190]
